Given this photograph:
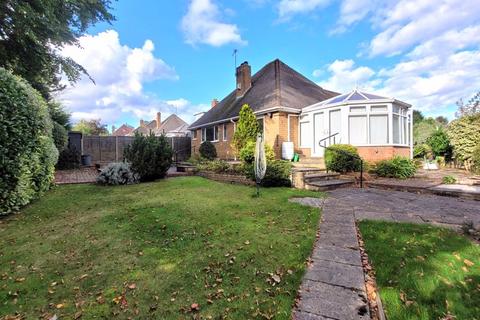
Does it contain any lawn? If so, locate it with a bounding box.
[0,177,321,319]
[359,221,480,320]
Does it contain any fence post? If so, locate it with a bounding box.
[115,136,118,162]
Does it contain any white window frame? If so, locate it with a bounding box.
[201,128,206,142]
[299,120,311,148]
[347,104,390,146]
[392,105,408,146]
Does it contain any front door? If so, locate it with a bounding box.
[313,112,325,157]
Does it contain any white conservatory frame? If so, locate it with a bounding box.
[299,90,413,158]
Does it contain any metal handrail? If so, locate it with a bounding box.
[318,133,364,188]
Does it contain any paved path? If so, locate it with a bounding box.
[292,188,480,320]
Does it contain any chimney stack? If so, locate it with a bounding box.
[140,119,145,127]
[236,61,251,97]
[211,99,219,108]
[156,112,161,129]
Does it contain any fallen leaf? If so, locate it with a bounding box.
[191,303,200,311]
[464,259,474,267]
[128,283,136,289]
[244,240,250,245]
[15,278,25,283]
[271,275,281,283]
[74,311,82,319]
[78,274,88,281]
[56,304,64,309]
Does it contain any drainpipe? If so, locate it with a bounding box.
[230,119,237,160]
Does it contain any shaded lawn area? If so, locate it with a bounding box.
[0,177,321,319]
[359,221,480,320]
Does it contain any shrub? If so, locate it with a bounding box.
[374,156,416,179]
[447,114,480,168]
[239,140,275,164]
[244,160,292,187]
[0,68,58,214]
[56,147,81,170]
[124,132,173,182]
[199,141,217,160]
[96,162,139,185]
[442,175,457,184]
[52,121,68,151]
[232,104,259,154]
[426,128,451,157]
[472,144,480,173]
[197,160,230,173]
[325,144,361,173]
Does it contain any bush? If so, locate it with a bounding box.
[232,104,260,154]
[325,144,361,173]
[447,114,480,168]
[472,144,480,173]
[199,141,217,160]
[374,156,416,179]
[96,162,139,185]
[0,68,58,214]
[52,121,68,151]
[239,140,275,164]
[56,147,81,170]
[244,160,292,187]
[124,132,173,182]
[413,144,432,159]
[197,160,230,173]
[442,175,457,184]
[426,128,451,157]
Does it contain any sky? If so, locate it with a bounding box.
[58,0,480,130]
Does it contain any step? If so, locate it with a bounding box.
[304,172,340,182]
[292,162,326,169]
[292,167,326,173]
[305,179,355,191]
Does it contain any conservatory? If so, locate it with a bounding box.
[298,90,413,162]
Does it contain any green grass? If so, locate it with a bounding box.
[0,177,322,319]
[359,221,480,320]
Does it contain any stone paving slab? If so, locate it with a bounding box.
[298,280,369,320]
[293,311,333,320]
[312,245,362,266]
[318,231,359,248]
[304,260,365,290]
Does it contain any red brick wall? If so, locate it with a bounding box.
[191,122,237,160]
[357,146,411,163]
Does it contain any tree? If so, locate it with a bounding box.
[232,104,259,154]
[435,116,449,126]
[413,118,438,145]
[413,110,424,124]
[426,128,451,157]
[447,113,480,169]
[72,119,108,136]
[455,91,480,117]
[0,0,115,99]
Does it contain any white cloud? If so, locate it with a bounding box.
[181,0,246,47]
[58,30,205,126]
[277,0,331,20]
[315,59,379,93]
[330,0,376,34]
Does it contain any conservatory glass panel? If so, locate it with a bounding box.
[349,116,368,144]
[370,115,388,144]
[348,92,367,100]
[329,94,349,104]
[370,105,388,112]
[393,115,400,144]
[300,122,311,147]
[350,106,366,112]
[329,110,341,145]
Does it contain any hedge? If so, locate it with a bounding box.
[0,68,58,214]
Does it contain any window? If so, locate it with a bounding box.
[192,130,197,140]
[393,115,400,144]
[223,124,227,141]
[369,115,388,144]
[370,105,387,112]
[329,110,341,145]
[257,118,264,134]
[349,116,367,144]
[300,122,311,147]
[202,126,219,142]
[350,106,366,112]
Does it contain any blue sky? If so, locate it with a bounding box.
[58,0,480,129]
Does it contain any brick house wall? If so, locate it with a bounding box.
[357,146,410,162]
[191,122,237,160]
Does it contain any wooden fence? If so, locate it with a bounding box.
[81,135,191,165]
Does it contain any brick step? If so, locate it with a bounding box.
[304,172,341,182]
[305,179,355,191]
[292,162,326,169]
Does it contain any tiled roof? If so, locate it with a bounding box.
[188,59,338,129]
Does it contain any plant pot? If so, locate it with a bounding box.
[81,154,92,166]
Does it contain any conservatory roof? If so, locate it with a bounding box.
[304,89,411,110]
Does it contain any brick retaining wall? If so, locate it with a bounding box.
[196,171,255,186]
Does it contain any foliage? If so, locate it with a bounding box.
[472,144,480,173]
[0,177,321,318]
[413,118,440,145]
[447,113,480,167]
[359,220,480,320]
[239,140,275,164]
[413,144,432,159]
[425,128,451,157]
[413,110,424,123]
[47,101,71,130]
[232,104,259,154]
[442,175,457,184]
[0,0,114,99]
[245,160,292,187]
[374,156,416,179]
[197,159,230,173]
[435,116,449,126]
[56,147,81,170]
[96,162,139,186]
[325,144,361,173]
[199,141,217,160]
[456,90,480,117]
[0,68,58,214]
[72,119,108,136]
[123,132,173,182]
[52,121,68,151]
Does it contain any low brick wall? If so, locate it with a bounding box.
[196,171,255,186]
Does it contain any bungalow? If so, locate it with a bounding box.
[188,59,412,163]
[131,112,190,137]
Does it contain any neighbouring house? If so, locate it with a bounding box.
[188,59,413,162]
[112,124,134,136]
[131,112,190,137]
